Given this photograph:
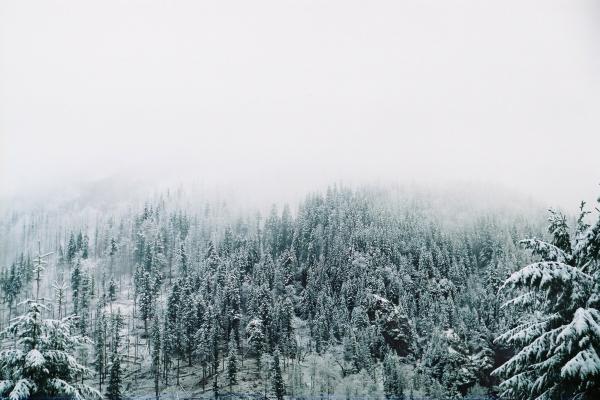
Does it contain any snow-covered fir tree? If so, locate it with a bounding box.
[227,337,238,391]
[0,301,100,400]
[383,351,405,400]
[106,350,122,400]
[151,315,161,400]
[494,202,600,400]
[271,348,285,400]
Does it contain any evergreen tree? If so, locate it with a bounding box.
[71,259,82,315]
[272,348,285,400]
[109,238,118,257]
[67,233,77,264]
[110,309,125,354]
[178,243,188,276]
[106,352,122,400]
[82,234,89,259]
[109,238,118,275]
[227,337,238,391]
[246,318,265,372]
[494,203,600,400]
[76,232,84,254]
[210,309,221,400]
[94,306,107,391]
[0,301,100,400]
[134,245,162,335]
[164,281,183,384]
[180,279,198,366]
[0,262,23,323]
[108,276,117,310]
[79,270,92,334]
[151,315,161,400]
[383,352,405,400]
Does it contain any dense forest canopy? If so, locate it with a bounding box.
[0,184,598,400]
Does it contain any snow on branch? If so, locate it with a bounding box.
[500,262,592,298]
[520,238,572,263]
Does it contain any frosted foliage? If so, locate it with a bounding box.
[520,239,571,263]
[501,262,592,314]
[3,184,600,400]
[494,206,600,400]
[0,302,101,400]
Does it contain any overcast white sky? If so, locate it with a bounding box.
[1,0,599,210]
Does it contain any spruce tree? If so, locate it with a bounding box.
[383,352,405,400]
[164,281,183,384]
[178,244,188,276]
[106,351,122,400]
[151,315,161,400]
[0,261,23,323]
[212,324,220,399]
[79,271,91,334]
[108,238,118,275]
[0,301,100,400]
[494,203,600,400]
[67,233,77,264]
[246,318,264,373]
[272,348,285,400]
[134,245,163,335]
[227,337,238,391]
[110,308,125,354]
[108,276,117,311]
[82,234,89,259]
[180,279,198,366]
[94,306,107,391]
[71,259,82,315]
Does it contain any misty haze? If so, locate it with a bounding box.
[0,1,599,400]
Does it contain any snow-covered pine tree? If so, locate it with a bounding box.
[177,243,188,276]
[135,245,161,336]
[211,315,220,399]
[271,348,285,400]
[493,203,600,400]
[151,314,161,400]
[164,280,183,384]
[106,350,122,400]
[227,337,238,391]
[223,267,241,348]
[72,259,82,315]
[0,262,24,324]
[93,304,107,391]
[79,270,91,335]
[81,235,89,259]
[246,318,265,372]
[161,318,171,385]
[108,276,117,311]
[180,278,198,366]
[110,308,125,353]
[383,351,405,400]
[0,301,101,400]
[67,233,77,264]
[194,324,210,390]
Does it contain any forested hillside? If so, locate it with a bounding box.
[0,185,597,400]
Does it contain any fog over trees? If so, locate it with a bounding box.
[0,184,598,400]
[2,1,599,399]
